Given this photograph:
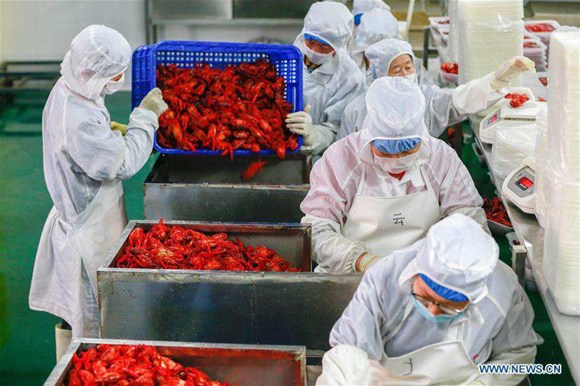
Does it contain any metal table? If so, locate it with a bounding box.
[471,116,580,384]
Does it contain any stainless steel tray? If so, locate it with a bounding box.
[143,154,311,223]
[44,338,306,386]
[98,221,361,354]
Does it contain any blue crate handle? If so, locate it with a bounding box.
[131,40,304,156]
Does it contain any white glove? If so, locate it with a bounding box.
[355,252,379,272]
[139,87,169,117]
[491,56,536,90]
[286,105,318,147]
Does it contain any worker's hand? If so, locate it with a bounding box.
[491,56,536,90]
[139,87,169,117]
[355,252,379,272]
[286,105,318,147]
[111,121,128,136]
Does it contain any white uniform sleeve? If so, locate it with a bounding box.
[316,345,373,386]
[309,67,365,155]
[422,73,505,138]
[432,142,489,232]
[304,122,339,156]
[300,149,367,272]
[302,214,366,272]
[337,94,364,140]
[329,264,388,361]
[473,286,542,385]
[68,107,157,181]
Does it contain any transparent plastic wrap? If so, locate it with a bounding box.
[523,37,547,72]
[457,0,524,85]
[448,0,459,62]
[542,27,580,316]
[491,123,537,179]
[534,108,548,228]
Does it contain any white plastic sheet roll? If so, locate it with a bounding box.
[491,123,537,179]
[541,27,580,316]
[457,0,524,85]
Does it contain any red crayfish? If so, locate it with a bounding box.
[504,93,530,108]
[241,160,267,181]
[440,62,458,75]
[115,220,301,272]
[524,41,539,48]
[156,59,299,159]
[66,344,229,386]
[525,23,555,33]
[483,197,512,227]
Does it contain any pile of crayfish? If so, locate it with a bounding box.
[523,41,539,48]
[483,197,512,227]
[440,62,458,75]
[66,344,229,386]
[525,23,556,33]
[504,93,530,108]
[156,59,298,159]
[115,220,301,272]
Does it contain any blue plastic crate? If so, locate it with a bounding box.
[131,40,303,156]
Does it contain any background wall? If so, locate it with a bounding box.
[0,0,146,62]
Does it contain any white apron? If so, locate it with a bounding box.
[342,165,441,257]
[377,302,479,385]
[29,179,127,337]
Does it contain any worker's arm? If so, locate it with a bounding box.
[67,107,157,181]
[433,142,491,234]
[471,282,542,385]
[328,260,389,360]
[434,56,536,138]
[300,146,368,272]
[421,73,505,138]
[336,94,365,141]
[309,65,366,155]
[302,214,367,272]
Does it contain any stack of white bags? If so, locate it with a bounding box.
[537,27,580,315]
[456,0,524,85]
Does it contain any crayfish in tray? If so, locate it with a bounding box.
[483,197,512,227]
[156,59,299,159]
[504,93,530,108]
[66,344,229,386]
[115,220,301,272]
[525,23,556,33]
[440,62,458,75]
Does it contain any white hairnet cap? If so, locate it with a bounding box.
[60,25,131,101]
[366,38,415,81]
[362,76,426,140]
[353,0,391,15]
[302,1,354,51]
[399,214,499,303]
[351,9,400,54]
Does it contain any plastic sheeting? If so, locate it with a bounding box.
[491,124,537,179]
[541,27,580,316]
[456,0,523,86]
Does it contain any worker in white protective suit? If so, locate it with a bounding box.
[348,8,400,76]
[317,214,543,386]
[352,0,391,26]
[338,39,536,139]
[286,1,365,157]
[301,77,489,273]
[29,25,168,360]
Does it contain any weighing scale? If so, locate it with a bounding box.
[479,87,546,144]
[502,158,536,214]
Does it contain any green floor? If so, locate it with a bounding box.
[0,91,575,385]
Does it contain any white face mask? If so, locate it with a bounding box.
[303,44,334,66]
[402,72,417,84]
[103,73,125,95]
[374,151,420,173]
